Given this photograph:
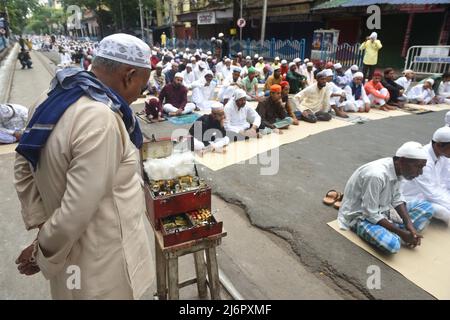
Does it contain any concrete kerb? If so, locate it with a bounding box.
[0,43,19,103]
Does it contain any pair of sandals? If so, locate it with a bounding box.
[323,189,344,209]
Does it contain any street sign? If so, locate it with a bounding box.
[237,18,246,28]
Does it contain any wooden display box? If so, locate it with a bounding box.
[141,137,221,246]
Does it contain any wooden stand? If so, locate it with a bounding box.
[154,230,227,300]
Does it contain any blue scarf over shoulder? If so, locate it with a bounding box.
[16,68,143,170]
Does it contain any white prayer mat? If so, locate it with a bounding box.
[328,219,450,299]
[362,108,410,120]
[404,103,450,112]
[0,143,17,156]
[195,119,353,171]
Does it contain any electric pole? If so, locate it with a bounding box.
[261,0,267,45]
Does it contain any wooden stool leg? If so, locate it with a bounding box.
[205,246,221,300]
[167,257,179,300]
[155,235,167,300]
[194,250,208,298]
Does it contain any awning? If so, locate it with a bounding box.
[313,0,450,11]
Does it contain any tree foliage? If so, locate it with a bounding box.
[0,0,39,34]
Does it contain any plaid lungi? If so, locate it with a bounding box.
[352,201,434,254]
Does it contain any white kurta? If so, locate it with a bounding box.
[191,80,221,110]
[400,143,450,223]
[328,82,344,107]
[181,70,195,89]
[14,94,153,300]
[224,99,261,133]
[407,84,435,104]
[301,69,316,86]
[343,83,370,112]
[438,81,450,104]
[295,83,330,113]
[395,76,412,92]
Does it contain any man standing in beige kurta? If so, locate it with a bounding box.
[14,34,154,299]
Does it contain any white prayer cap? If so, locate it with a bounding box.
[306,62,314,67]
[403,69,414,74]
[204,70,214,77]
[151,50,157,55]
[281,59,287,64]
[207,51,212,55]
[395,141,428,160]
[237,52,242,56]
[258,56,264,60]
[293,58,301,63]
[254,54,259,59]
[369,32,378,39]
[199,49,203,53]
[207,55,212,59]
[425,78,435,85]
[156,61,163,68]
[218,32,224,37]
[446,111,450,126]
[316,70,328,78]
[351,65,359,71]
[246,56,251,60]
[211,104,224,111]
[172,49,177,53]
[198,61,207,69]
[353,72,364,79]
[190,56,196,61]
[232,67,242,73]
[96,33,151,69]
[333,63,342,69]
[324,69,334,77]
[185,48,190,52]
[174,72,184,79]
[273,65,281,71]
[433,126,450,142]
[289,62,296,68]
[186,63,193,68]
[304,58,310,63]
[234,89,247,100]
[183,54,188,59]
[225,58,231,63]
[201,53,208,59]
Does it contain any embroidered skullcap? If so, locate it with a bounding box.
[96,33,151,69]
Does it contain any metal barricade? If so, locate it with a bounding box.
[404,46,450,76]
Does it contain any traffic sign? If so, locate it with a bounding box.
[237,18,246,28]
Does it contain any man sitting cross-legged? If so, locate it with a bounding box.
[159,73,196,116]
[256,84,293,134]
[338,142,434,254]
[364,71,395,111]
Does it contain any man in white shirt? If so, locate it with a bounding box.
[343,72,370,113]
[194,61,208,81]
[344,65,359,86]
[325,69,348,118]
[338,142,434,253]
[400,127,450,224]
[301,62,316,86]
[0,103,28,144]
[395,69,415,94]
[181,64,195,89]
[295,71,331,123]
[218,67,242,104]
[437,72,450,104]
[224,89,262,140]
[407,78,438,105]
[333,63,348,89]
[191,71,222,111]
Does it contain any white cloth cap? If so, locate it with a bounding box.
[333,63,342,69]
[306,62,314,67]
[324,69,333,77]
[246,56,251,60]
[353,72,364,79]
[425,78,435,85]
[237,52,242,56]
[273,65,281,71]
[207,51,212,55]
[174,72,184,79]
[395,141,428,160]
[254,54,259,58]
[433,126,450,142]
[369,32,378,39]
[293,58,301,63]
[218,33,224,37]
[204,70,214,77]
[304,58,310,63]
[185,48,190,52]
[446,111,450,126]
[234,89,247,100]
[198,61,207,69]
[289,62,296,68]
[258,56,264,60]
[275,56,280,61]
[190,56,196,61]
[96,33,151,69]
[225,58,231,62]
[281,59,287,64]
[186,63,193,68]
[211,104,224,111]
[403,69,414,74]
[351,65,359,71]
[232,67,242,73]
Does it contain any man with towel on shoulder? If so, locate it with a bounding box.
[189,105,229,154]
[14,33,154,299]
[338,142,434,254]
[400,127,450,225]
[256,84,293,134]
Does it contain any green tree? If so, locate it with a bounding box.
[25,6,66,35]
[0,0,39,34]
